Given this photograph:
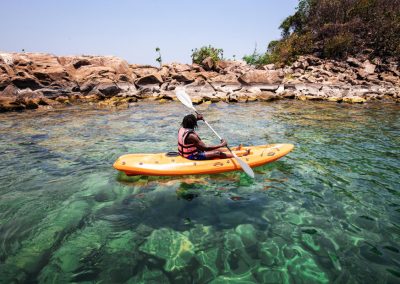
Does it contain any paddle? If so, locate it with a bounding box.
[176,88,255,178]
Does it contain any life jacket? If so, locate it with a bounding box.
[178,127,200,157]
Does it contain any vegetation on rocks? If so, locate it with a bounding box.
[191,45,224,65]
[242,45,270,67]
[263,0,400,65]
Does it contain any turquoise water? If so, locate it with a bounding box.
[0,100,399,283]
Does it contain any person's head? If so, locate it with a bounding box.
[181,114,198,129]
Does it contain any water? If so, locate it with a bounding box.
[0,100,399,283]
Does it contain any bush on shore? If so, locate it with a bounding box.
[191,45,224,64]
[261,0,400,65]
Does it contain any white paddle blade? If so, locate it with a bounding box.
[175,89,193,109]
[233,153,255,178]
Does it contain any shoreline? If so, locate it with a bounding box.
[0,52,399,112]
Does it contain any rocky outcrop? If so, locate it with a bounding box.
[0,52,399,112]
[238,70,283,85]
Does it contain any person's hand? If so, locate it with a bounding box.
[220,139,228,147]
[196,113,204,121]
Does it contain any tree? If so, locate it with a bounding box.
[155,47,162,67]
[263,0,400,64]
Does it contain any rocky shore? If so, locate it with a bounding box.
[0,52,398,112]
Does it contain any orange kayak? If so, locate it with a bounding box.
[113,144,294,176]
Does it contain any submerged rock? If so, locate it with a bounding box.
[235,224,257,247]
[126,266,169,284]
[139,228,195,272]
[38,220,113,283]
[3,200,90,280]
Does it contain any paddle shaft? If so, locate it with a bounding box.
[192,109,236,155]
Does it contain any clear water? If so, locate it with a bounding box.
[0,100,399,283]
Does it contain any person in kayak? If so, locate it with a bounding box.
[178,113,233,160]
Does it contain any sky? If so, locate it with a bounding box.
[1,0,298,65]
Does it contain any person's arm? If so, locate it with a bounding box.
[187,133,227,151]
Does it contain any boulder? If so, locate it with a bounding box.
[0,97,24,112]
[0,87,47,111]
[209,73,239,84]
[362,60,376,74]
[96,83,121,97]
[117,82,138,96]
[259,85,280,91]
[247,93,258,102]
[201,57,214,71]
[159,66,170,80]
[228,92,248,103]
[170,63,192,73]
[0,85,22,111]
[257,91,279,102]
[72,59,91,69]
[295,84,322,96]
[171,71,195,83]
[244,86,261,94]
[1,84,19,97]
[196,71,219,81]
[185,80,215,97]
[11,76,41,89]
[215,60,230,70]
[263,64,276,70]
[135,73,163,86]
[346,57,362,67]
[238,70,283,85]
[211,83,241,94]
[72,66,115,85]
[80,81,96,93]
[380,72,399,85]
[157,91,176,101]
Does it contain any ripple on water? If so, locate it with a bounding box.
[0,101,399,283]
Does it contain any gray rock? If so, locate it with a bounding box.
[347,57,362,67]
[135,73,163,86]
[96,83,121,97]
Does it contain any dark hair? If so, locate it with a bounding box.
[182,114,198,129]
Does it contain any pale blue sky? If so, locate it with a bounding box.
[1,0,298,64]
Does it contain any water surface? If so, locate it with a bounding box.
[0,101,399,283]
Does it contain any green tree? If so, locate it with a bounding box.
[262,0,400,64]
[155,47,162,67]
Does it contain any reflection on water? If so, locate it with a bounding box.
[0,101,399,283]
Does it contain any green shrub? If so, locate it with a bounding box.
[263,32,313,66]
[191,45,224,64]
[243,45,271,66]
[323,33,353,58]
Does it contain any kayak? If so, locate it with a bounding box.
[113,144,294,176]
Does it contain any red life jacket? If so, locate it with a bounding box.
[178,127,200,157]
